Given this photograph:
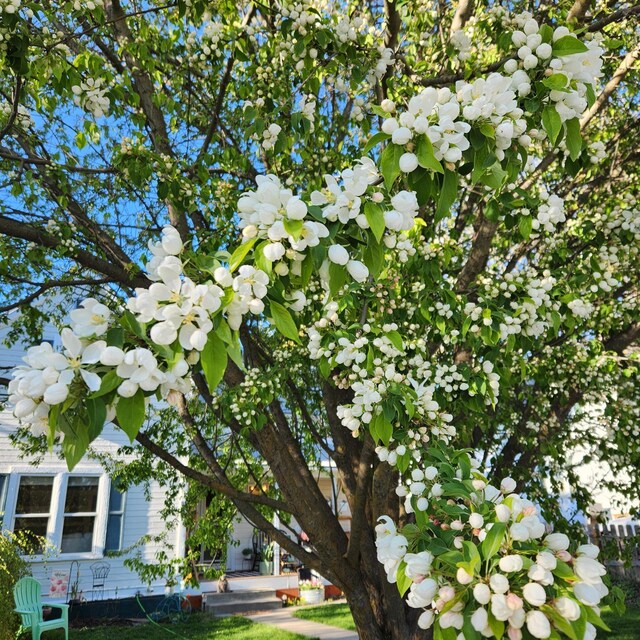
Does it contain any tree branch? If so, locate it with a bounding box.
[0,215,149,288]
[0,277,112,313]
[450,0,475,34]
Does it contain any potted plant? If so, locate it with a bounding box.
[298,578,325,605]
[259,542,274,575]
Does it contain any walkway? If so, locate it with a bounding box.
[247,607,359,640]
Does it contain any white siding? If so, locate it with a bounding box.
[0,322,182,600]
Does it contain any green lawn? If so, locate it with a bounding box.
[602,605,640,639]
[293,602,355,631]
[36,614,314,640]
[293,603,640,638]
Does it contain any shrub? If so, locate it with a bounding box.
[0,531,37,640]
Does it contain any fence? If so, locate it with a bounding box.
[586,522,640,580]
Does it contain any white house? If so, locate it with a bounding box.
[0,320,185,601]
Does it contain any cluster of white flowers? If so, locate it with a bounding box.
[382,87,471,164]
[532,189,566,233]
[310,157,379,224]
[0,0,20,13]
[456,74,528,160]
[46,218,78,250]
[450,30,472,61]
[72,0,102,10]
[567,298,595,319]
[503,17,604,122]
[261,123,281,150]
[201,18,224,57]
[0,100,32,128]
[9,330,105,433]
[298,93,316,131]
[376,454,609,639]
[588,141,606,164]
[71,77,110,118]
[237,174,329,269]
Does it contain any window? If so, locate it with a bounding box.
[61,477,99,553]
[0,474,8,526]
[105,484,126,552]
[13,476,54,544]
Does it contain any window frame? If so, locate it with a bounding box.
[60,476,101,554]
[4,468,110,560]
[11,474,56,542]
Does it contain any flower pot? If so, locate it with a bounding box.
[186,594,203,611]
[259,561,273,575]
[300,589,324,605]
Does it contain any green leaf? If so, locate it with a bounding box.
[436,170,459,222]
[328,262,347,297]
[115,389,147,441]
[565,117,582,161]
[229,237,257,272]
[395,561,412,597]
[519,215,533,240]
[541,74,568,91]
[201,332,228,393]
[89,370,123,399]
[380,143,404,190]
[269,299,301,343]
[63,433,90,471]
[371,412,393,446]
[552,35,589,56]
[487,611,505,639]
[386,330,403,351]
[416,135,444,174]
[364,201,386,243]
[283,218,303,239]
[106,327,124,349]
[542,104,562,145]
[121,310,146,340]
[86,397,107,441]
[363,235,385,277]
[364,131,390,154]
[481,523,506,560]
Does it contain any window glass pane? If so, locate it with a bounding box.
[13,516,50,538]
[64,477,99,513]
[61,516,95,553]
[105,514,122,551]
[108,484,124,512]
[16,477,53,514]
[0,474,7,510]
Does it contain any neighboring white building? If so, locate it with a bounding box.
[0,321,184,601]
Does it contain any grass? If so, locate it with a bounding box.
[292,602,355,631]
[293,603,640,638]
[37,614,315,640]
[602,605,640,639]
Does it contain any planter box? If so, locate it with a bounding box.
[300,589,324,605]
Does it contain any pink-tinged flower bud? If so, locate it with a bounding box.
[456,567,473,585]
[557,550,572,562]
[371,192,384,203]
[508,627,523,640]
[439,586,456,602]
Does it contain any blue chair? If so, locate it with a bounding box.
[13,576,69,639]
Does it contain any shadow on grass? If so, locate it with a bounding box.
[602,605,640,640]
[35,613,311,640]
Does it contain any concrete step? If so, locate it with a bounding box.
[204,589,282,616]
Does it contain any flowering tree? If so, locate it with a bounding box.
[1,0,639,638]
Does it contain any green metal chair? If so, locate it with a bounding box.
[13,576,69,640]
